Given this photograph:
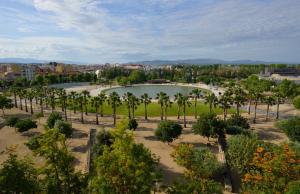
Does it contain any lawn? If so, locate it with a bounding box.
[79,101,236,117]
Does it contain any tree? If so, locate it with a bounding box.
[0,94,13,116]
[15,119,37,132]
[276,117,300,142]
[108,92,121,126]
[26,90,35,115]
[190,88,202,118]
[293,96,300,110]
[9,86,19,108]
[30,128,87,194]
[48,87,57,112]
[54,120,73,138]
[204,92,218,113]
[174,92,183,119]
[263,95,276,121]
[69,91,78,114]
[218,90,232,121]
[156,92,167,120]
[251,90,263,123]
[98,91,107,117]
[34,112,44,124]
[163,95,172,120]
[91,96,101,125]
[89,128,161,193]
[286,181,300,194]
[155,120,182,143]
[57,88,68,120]
[192,112,225,141]
[242,144,300,193]
[226,113,250,129]
[76,94,85,123]
[140,93,151,120]
[129,94,140,119]
[231,85,247,116]
[82,90,90,115]
[0,148,39,194]
[181,95,191,128]
[123,92,133,119]
[47,111,63,128]
[5,117,19,128]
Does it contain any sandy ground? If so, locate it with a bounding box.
[0,98,298,193]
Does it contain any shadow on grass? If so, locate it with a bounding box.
[257,130,284,141]
[158,163,183,186]
[144,135,158,141]
[72,129,88,139]
[21,131,41,137]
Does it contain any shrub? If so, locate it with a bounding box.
[155,120,182,143]
[226,125,246,135]
[293,96,300,110]
[15,119,37,132]
[226,113,250,129]
[276,117,300,142]
[286,180,300,194]
[5,117,19,127]
[192,112,225,141]
[54,120,73,138]
[47,112,62,128]
[92,130,114,156]
[25,135,42,150]
[128,119,138,130]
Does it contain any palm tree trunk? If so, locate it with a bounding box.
[209,103,212,113]
[100,104,104,117]
[2,108,5,117]
[253,101,257,123]
[30,99,33,115]
[160,104,163,120]
[64,100,67,121]
[194,99,197,119]
[113,105,116,126]
[40,98,44,115]
[266,104,270,121]
[276,97,280,119]
[236,103,240,115]
[127,104,131,119]
[183,104,186,128]
[144,103,148,120]
[80,101,84,123]
[25,98,28,112]
[247,99,252,115]
[19,97,23,110]
[177,105,180,119]
[96,105,99,125]
[14,93,17,108]
[164,107,168,120]
[132,105,135,119]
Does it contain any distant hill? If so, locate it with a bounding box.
[0,58,84,64]
[126,58,287,65]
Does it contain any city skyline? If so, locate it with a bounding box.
[0,0,300,63]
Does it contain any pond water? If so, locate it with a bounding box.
[99,84,203,99]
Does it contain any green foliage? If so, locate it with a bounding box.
[5,117,19,127]
[226,134,260,176]
[293,96,300,110]
[167,179,223,194]
[128,118,138,130]
[89,128,161,193]
[276,117,300,142]
[0,94,13,115]
[286,180,300,194]
[226,113,250,129]
[92,130,114,156]
[47,111,63,128]
[25,135,42,150]
[226,125,250,135]
[192,112,225,140]
[0,150,39,193]
[155,120,182,143]
[15,119,37,132]
[54,120,73,138]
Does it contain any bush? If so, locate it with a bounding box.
[15,119,37,132]
[155,120,182,143]
[54,120,73,138]
[47,112,62,128]
[92,130,114,156]
[276,117,300,142]
[226,113,250,129]
[25,135,42,150]
[128,119,138,130]
[286,180,300,194]
[226,125,248,135]
[293,96,300,110]
[5,117,19,127]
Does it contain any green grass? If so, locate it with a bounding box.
[81,102,236,117]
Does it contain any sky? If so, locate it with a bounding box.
[0,0,300,64]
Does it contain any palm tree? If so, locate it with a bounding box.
[48,88,56,112]
[123,92,133,119]
[98,92,107,117]
[252,91,263,123]
[231,85,246,116]
[57,88,66,112]
[156,92,167,120]
[182,95,191,128]
[204,92,218,113]
[163,95,172,121]
[69,91,78,114]
[76,94,84,123]
[23,90,28,112]
[140,93,151,120]
[82,90,90,115]
[108,92,122,126]
[263,95,276,121]
[18,90,24,110]
[9,87,18,108]
[218,91,233,121]
[129,95,140,119]
[38,87,46,115]
[60,89,68,120]
[91,96,100,125]
[26,90,35,115]
[190,88,202,118]
[174,93,184,119]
